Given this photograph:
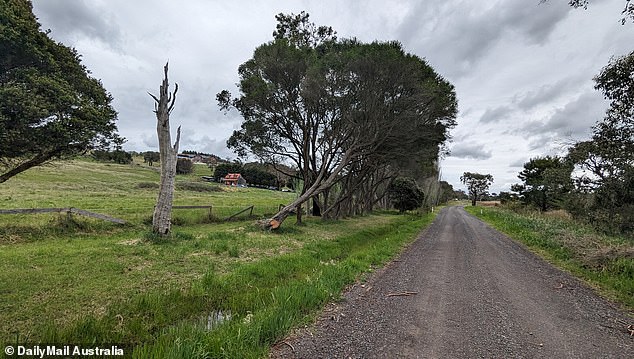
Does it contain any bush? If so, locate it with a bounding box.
[176,158,194,174]
[387,177,424,213]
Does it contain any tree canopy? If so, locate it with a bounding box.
[387,177,425,213]
[511,156,573,211]
[0,0,119,183]
[460,172,494,206]
[219,12,456,228]
[564,51,634,233]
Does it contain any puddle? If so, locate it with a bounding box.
[202,310,232,331]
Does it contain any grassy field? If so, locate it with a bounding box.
[0,159,435,357]
[465,205,634,311]
[0,159,295,242]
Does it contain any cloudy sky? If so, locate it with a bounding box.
[31,0,633,193]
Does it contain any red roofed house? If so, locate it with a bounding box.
[222,173,247,187]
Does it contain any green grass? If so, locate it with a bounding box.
[0,159,296,242]
[465,205,634,311]
[0,159,436,358]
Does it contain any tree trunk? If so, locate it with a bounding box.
[149,63,180,236]
[260,149,353,230]
[296,203,303,225]
[0,151,57,183]
[312,196,321,217]
[471,197,476,206]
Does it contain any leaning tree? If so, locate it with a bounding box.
[219,13,456,229]
[0,0,119,183]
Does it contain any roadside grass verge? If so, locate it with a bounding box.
[1,212,434,358]
[465,205,634,311]
[133,212,434,358]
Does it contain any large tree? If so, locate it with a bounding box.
[566,51,634,232]
[219,13,456,229]
[460,172,494,206]
[511,156,573,211]
[0,0,119,183]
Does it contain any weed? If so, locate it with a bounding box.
[228,246,240,258]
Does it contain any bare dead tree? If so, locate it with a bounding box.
[149,62,180,235]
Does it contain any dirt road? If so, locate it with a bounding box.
[271,206,633,358]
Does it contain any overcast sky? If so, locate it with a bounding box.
[31,0,634,193]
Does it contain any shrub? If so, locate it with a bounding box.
[176,158,194,174]
[387,177,424,213]
[176,182,221,192]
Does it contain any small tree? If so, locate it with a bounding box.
[387,177,425,213]
[512,156,573,211]
[143,151,160,166]
[460,172,494,206]
[149,63,180,236]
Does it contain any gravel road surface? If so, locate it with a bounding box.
[271,206,633,358]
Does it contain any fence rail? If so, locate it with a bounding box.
[225,205,254,221]
[171,205,213,219]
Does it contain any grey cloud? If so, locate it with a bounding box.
[178,129,234,158]
[480,105,514,123]
[527,135,555,150]
[509,158,527,167]
[32,0,121,46]
[141,133,158,148]
[450,143,492,160]
[520,92,607,140]
[514,76,583,110]
[398,1,571,78]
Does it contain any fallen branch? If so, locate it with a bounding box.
[628,324,634,336]
[281,341,295,353]
[386,291,418,297]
